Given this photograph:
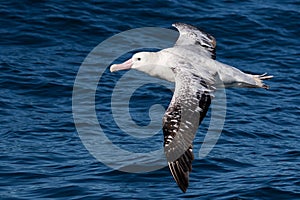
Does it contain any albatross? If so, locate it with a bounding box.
[110,22,273,192]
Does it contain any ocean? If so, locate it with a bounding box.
[0,1,299,199]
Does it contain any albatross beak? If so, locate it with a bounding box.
[110,59,133,72]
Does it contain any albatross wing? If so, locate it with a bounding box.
[172,22,217,59]
[163,62,214,192]
[110,22,273,193]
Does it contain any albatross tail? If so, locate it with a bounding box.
[251,73,274,89]
[215,62,273,89]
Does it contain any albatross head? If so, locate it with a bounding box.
[110,52,154,73]
[110,51,175,82]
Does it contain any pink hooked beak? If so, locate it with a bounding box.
[110,59,133,72]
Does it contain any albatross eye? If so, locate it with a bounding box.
[137,58,141,61]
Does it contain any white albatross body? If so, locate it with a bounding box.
[110,22,273,193]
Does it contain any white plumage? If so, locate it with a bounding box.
[110,22,272,192]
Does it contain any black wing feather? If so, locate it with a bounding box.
[163,68,212,192]
[172,22,217,59]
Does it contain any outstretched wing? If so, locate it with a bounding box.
[172,22,217,59]
[163,62,214,192]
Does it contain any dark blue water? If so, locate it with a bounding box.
[1,1,299,199]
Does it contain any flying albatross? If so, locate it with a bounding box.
[110,22,273,192]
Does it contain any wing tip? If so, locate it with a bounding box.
[167,147,194,193]
[171,22,178,29]
[172,22,198,31]
[179,182,188,193]
[171,22,217,59]
[168,161,190,193]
